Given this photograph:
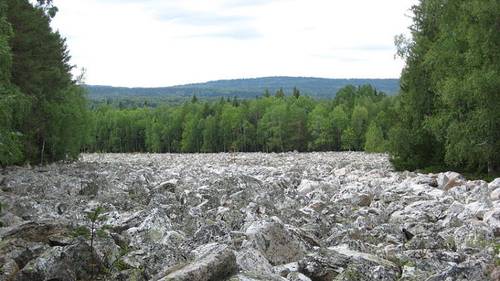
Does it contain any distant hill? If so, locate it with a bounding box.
[85,77,400,101]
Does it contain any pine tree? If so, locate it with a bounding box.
[5,0,89,164]
[275,88,285,98]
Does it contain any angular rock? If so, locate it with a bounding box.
[0,152,497,280]
[1,221,69,243]
[236,247,273,275]
[228,272,287,281]
[483,209,500,237]
[158,243,237,281]
[244,218,306,265]
[425,261,488,281]
[287,272,312,281]
[437,171,465,190]
[298,245,400,281]
[14,238,104,281]
[0,257,19,281]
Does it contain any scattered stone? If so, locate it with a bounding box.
[0,152,497,280]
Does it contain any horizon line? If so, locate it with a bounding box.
[84,76,400,89]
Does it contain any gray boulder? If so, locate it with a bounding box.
[158,243,237,281]
[425,261,488,281]
[14,238,104,281]
[243,218,306,265]
[298,245,400,281]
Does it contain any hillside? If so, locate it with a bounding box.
[85,77,400,100]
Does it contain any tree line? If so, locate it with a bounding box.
[85,85,394,154]
[1,0,498,177]
[390,0,499,175]
[0,0,89,166]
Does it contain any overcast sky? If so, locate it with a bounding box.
[51,0,417,87]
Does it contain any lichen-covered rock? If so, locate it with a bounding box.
[0,153,497,280]
[287,272,312,281]
[243,218,306,265]
[158,243,237,281]
[0,257,19,281]
[298,245,400,281]
[0,221,69,243]
[236,247,274,275]
[483,209,500,237]
[425,261,489,281]
[228,272,287,281]
[13,238,104,281]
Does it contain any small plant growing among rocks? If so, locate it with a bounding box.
[86,206,106,248]
[86,206,107,279]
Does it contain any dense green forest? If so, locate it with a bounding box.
[0,0,89,166]
[389,0,500,175]
[86,77,400,104]
[85,85,394,154]
[1,0,498,177]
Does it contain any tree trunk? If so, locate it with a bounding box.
[40,139,45,165]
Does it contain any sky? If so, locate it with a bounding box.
[51,0,417,87]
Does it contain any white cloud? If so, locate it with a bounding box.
[51,0,417,87]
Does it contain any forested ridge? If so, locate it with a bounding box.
[1,0,499,178]
[85,77,400,103]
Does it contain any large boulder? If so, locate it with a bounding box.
[158,243,237,281]
[437,172,465,190]
[0,221,69,243]
[243,218,306,265]
[236,247,273,275]
[298,245,400,281]
[389,200,448,224]
[483,209,500,237]
[425,261,488,281]
[14,238,104,281]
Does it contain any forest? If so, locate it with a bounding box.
[85,85,393,154]
[0,0,499,177]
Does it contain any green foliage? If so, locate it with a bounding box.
[0,3,26,166]
[72,225,91,239]
[364,122,385,153]
[113,259,131,271]
[341,127,357,151]
[330,105,349,150]
[0,0,89,166]
[350,105,369,150]
[88,85,396,154]
[389,0,500,175]
[275,88,285,98]
[308,103,334,151]
[87,206,106,223]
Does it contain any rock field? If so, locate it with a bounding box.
[0,152,499,281]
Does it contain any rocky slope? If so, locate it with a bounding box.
[0,152,499,281]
